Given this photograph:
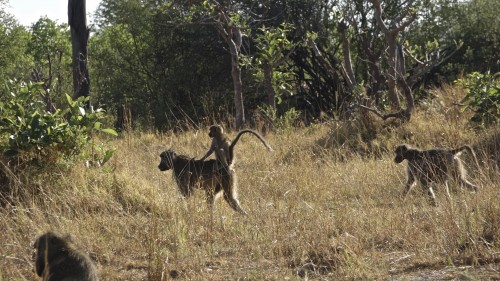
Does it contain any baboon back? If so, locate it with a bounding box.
[34,232,99,281]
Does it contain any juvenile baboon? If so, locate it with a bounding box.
[200,124,273,169]
[158,149,246,214]
[33,232,99,281]
[394,144,481,205]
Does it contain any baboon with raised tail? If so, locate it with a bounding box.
[159,149,246,215]
[200,124,273,169]
[394,144,481,205]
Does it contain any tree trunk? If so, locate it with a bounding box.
[338,22,355,90]
[371,0,416,110]
[360,35,384,105]
[227,27,244,129]
[68,0,90,108]
[263,62,276,109]
[212,2,245,130]
[359,0,417,121]
[231,54,244,129]
[386,32,400,108]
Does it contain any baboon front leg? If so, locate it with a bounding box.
[205,185,221,209]
[177,171,194,197]
[427,187,438,207]
[422,182,438,207]
[444,181,452,202]
[402,170,416,198]
[206,191,215,209]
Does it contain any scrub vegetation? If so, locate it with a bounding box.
[1,86,499,280]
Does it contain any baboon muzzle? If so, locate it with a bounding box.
[158,162,170,171]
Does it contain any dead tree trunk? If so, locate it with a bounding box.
[337,22,356,91]
[371,0,416,110]
[224,25,244,129]
[359,45,413,121]
[68,0,90,108]
[359,34,384,105]
[355,0,418,121]
[212,1,245,129]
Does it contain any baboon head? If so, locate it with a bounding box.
[34,232,73,277]
[158,150,176,171]
[394,144,410,164]
[34,231,99,280]
[208,125,223,138]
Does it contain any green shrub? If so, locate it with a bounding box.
[258,105,301,133]
[456,71,500,126]
[0,80,117,165]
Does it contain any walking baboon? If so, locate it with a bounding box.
[200,124,273,169]
[33,232,99,281]
[394,144,481,205]
[158,149,246,214]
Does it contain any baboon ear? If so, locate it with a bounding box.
[63,233,75,243]
[48,234,59,245]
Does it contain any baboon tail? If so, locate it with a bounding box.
[228,129,273,163]
[453,145,482,174]
[451,145,473,155]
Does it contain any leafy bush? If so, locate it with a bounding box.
[456,71,500,126]
[0,80,117,165]
[258,105,301,133]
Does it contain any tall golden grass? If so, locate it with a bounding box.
[1,86,499,280]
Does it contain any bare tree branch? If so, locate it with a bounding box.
[371,0,389,33]
[307,37,353,90]
[338,22,356,90]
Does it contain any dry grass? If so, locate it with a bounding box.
[1,89,499,280]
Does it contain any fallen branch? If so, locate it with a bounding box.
[358,105,410,120]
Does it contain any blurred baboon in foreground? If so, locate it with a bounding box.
[34,232,99,281]
[200,124,272,169]
[394,144,481,205]
[158,149,247,214]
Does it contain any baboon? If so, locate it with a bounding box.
[200,124,273,169]
[394,144,481,205]
[33,232,99,281]
[158,149,246,214]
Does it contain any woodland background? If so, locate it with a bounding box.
[0,0,498,130]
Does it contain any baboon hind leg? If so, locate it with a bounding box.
[222,171,247,215]
[459,177,479,192]
[223,192,247,215]
[455,159,479,192]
